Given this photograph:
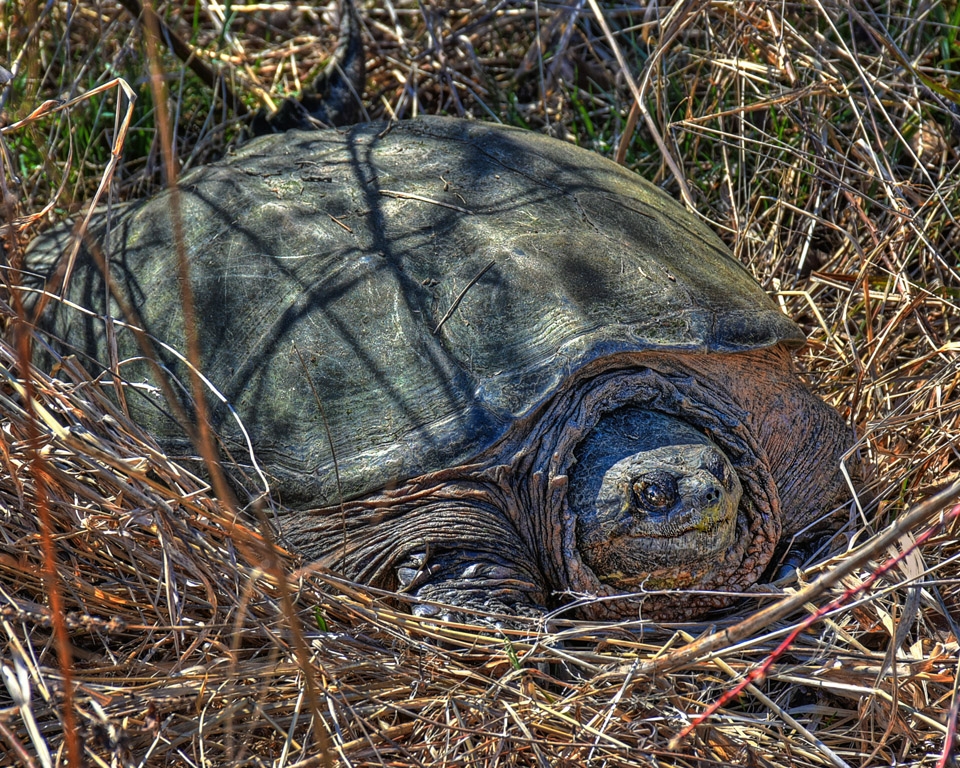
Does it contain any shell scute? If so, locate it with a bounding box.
[38,116,802,508]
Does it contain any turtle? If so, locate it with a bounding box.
[27,116,854,621]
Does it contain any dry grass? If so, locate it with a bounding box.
[1,1,959,766]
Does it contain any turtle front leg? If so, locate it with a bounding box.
[380,490,551,628]
[285,486,550,623]
[397,546,549,623]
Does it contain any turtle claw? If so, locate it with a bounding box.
[410,601,443,619]
[397,551,436,594]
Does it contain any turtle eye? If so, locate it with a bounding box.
[632,472,679,511]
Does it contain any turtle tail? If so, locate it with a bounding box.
[252,0,365,135]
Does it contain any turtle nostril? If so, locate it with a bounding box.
[703,485,721,506]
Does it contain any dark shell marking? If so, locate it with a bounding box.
[33,117,852,620]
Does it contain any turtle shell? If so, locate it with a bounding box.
[42,116,804,508]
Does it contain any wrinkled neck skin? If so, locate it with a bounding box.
[506,357,781,620]
[283,346,850,622]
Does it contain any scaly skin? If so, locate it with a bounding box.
[284,347,852,622]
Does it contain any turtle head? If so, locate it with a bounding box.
[568,408,742,591]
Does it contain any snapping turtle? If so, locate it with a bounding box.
[30,116,852,620]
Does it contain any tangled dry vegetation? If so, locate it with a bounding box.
[1,1,959,766]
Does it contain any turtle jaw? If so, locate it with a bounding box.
[574,443,743,590]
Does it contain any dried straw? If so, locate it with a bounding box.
[1,1,957,766]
